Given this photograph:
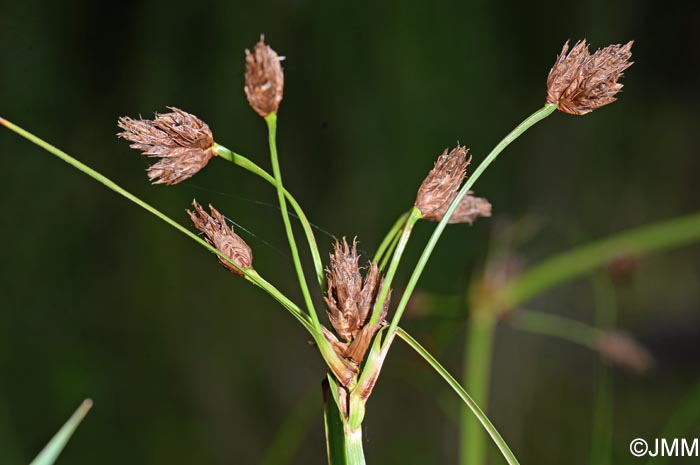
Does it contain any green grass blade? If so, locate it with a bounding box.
[264,114,321,329]
[323,376,348,465]
[460,317,496,465]
[373,211,409,264]
[29,399,92,465]
[0,117,320,335]
[397,328,520,465]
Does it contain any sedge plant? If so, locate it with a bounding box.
[2,36,637,464]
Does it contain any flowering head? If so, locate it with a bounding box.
[187,200,253,276]
[547,39,633,115]
[118,108,215,185]
[245,36,285,117]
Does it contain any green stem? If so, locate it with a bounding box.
[373,211,410,264]
[510,310,602,350]
[460,315,496,465]
[250,272,351,389]
[397,328,520,465]
[343,424,366,465]
[214,144,325,289]
[0,117,324,336]
[247,270,315,334]
[379,231,401,272]
[264,113,322,331]
[501,211,700,312]
[323,375,367,465]
[589,273,616,465]
[1,116,359,399]
[0,119,249,278]
[368,207,422,326]
[384,104,557,345]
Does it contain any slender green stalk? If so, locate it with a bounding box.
[373,211,409,263]
[379,231,401,272]
[214,144,325,289]
[368,207,422,326]
[0,118,258,287]
[397,328,520,465]
[460,316,496,465]
[323,374,366,465]
[590,366,614,465]
[0,119,219,262]
[388,105,556,465]
[30,399,92,465]
[510,310,602,350]
[247,272,352,389]
[501,211,700,311]
[343,424,366,465]
[4,114,520,465]
[247,270,315,334]
[0,116,362,387]
[264,113,322,331]
[590,273,616,465]
[384,104,557,345]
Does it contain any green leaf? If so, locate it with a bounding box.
[323,376,348,465]
[29,399,92,465]
[397,328,520,465]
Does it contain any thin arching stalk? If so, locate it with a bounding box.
[397,328,520,465]
[214,144,326,289]
[0,117,359,376]
[368,207,423,326]
[264,113,322,331]
[373,211,410,264]
[384,103,557,346]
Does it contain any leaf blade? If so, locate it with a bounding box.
[29,399,93,465]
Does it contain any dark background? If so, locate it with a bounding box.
[1,1,699,464]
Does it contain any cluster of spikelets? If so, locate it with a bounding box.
[547,39,634,115]
[116,36,633,386]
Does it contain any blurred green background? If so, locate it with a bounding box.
[1,0,699,464]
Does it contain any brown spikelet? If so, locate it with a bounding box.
[546,40,590,107]
[245,35,284,117]
[415,146,471,218]
[187,200,253,276]
[546,39,634,115]
[320,326,358,386]
[323,238,391,368]
[118,107,215,185]
[597,331,654,374]
[324,238,363,341]
[424,191,492,225]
